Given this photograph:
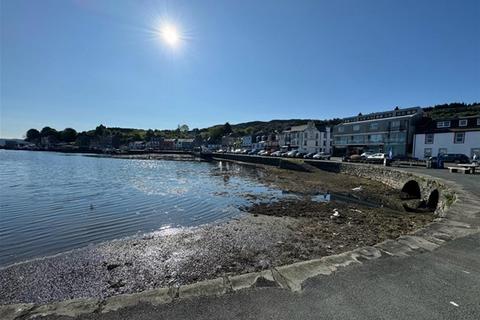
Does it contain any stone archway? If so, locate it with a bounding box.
[400,180,421,200]
[427,189,440,211]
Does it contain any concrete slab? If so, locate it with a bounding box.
[229,270,277,291]
[275,259,337,291]
[0,303,35,320]
[178,277,229,299]
[101,287,173,313]
[28,298,99,318]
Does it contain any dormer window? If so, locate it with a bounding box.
[459,119,468,127]
[437,121,451,128]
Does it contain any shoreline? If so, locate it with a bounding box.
[0,164,434,305]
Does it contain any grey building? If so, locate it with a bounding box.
[332,107,423,156]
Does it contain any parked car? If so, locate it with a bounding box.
[248,149,259,155]
[304,152,315,159]
[441,153,470,164]
[258,150,271,156]
[271,151,282,157]
[286,150,298,157]
[296,151,308,158]
[360,152,374,159]
[217,149,225,153]
[313,152,331,160]
[367,153,386,160]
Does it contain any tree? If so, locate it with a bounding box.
[178,124,189,132]
[223,122,232,135]
[75,132,91,147]
[61,128,77,143]
[40,126,58,138]
[207,126,225,143]
[146,129,155,141]
[26,129,40,142]
[95,124,107,136]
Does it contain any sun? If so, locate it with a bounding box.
[159,23,180,48]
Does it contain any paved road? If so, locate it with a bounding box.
[42,168,480,320]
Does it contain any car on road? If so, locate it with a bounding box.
[286,150,298,157]
[313,152,331,160]
[440,153,471,164]
[360,152,374,159]
[367,153,386,160]
[248,149,259,155]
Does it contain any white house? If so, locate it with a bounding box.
[278,121,332,154]
[241,135,253,148]
[413,116,480,159]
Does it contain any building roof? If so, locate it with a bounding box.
[338,107,422,125]
[415,116,480,134]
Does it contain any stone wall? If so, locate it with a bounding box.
[212,153,454,217]
[305,160,453,217]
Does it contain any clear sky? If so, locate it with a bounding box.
[1,0,479,138]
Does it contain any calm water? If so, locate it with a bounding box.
[0,150,285,267]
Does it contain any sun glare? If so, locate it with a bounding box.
[159,23,181,48]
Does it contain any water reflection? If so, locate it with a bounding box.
[0,151,286,266]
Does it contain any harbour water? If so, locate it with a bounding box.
[0,150,286,267]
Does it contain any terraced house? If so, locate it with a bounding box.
[413,115,480,160]
[278,121,332,154]
[332,107,423,156]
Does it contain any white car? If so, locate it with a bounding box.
[367,153,386,160]
[286,150,298,157]
[270,151,282,157]
[313,152,331,160]
[360,152,374,159]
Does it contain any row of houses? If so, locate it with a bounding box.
[129,137,200,151]
[224,106,479,160]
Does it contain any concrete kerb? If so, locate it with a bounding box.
[2,166,479,319]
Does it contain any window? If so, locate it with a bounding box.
[316,133,319,139]
[369,134,383,143]
[337,126,345,133]
[477,118,480,126]
[425,134,434,144]
[315,141,319,146]
[437,121,451,128]
[369,122,378,131]
[390,120,401,129]
[304,140,307,146]
[459,119,468,127]
[353,125,360,131]
[454,132,465,144]
[304,132,308,139]
[351,135,364,144]
[439,148,448,155]
[424,148,432,158]
[389,132,406,143]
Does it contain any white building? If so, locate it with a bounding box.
[241,135,253,148]
[278,121,332,154]
[413,116,480,159]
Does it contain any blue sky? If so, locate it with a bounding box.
[1,0,479,138]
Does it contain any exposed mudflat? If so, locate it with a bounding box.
[0,164,434,305]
